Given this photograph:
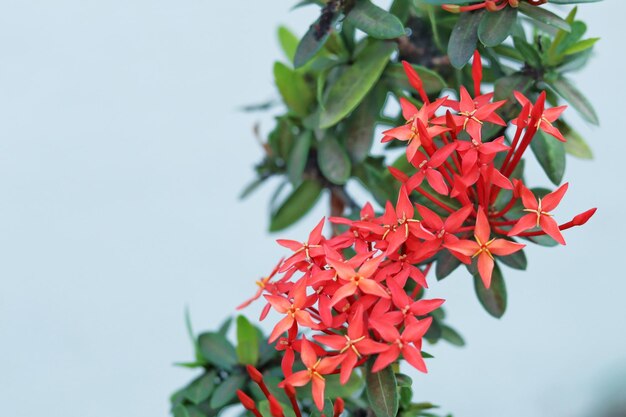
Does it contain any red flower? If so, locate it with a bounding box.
[277,218,326,272]
[514,91,567,142]
[444,208,525,288]
[508,182,568,245]
[382,98,448,162]
[369,315,432,373]
[314,306,386,383]
[265,281,318,342]
[355,186,433,254]
[280,338,343,410]
[440,86,506,142]
[326,255,389,307]
[237,259,283,310]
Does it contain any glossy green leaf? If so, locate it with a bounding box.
[550,77,598,125]
[184,371,216,405]
[518,2,571,32]
[530,129,566,185]
[217,316,233,336]
[270,179,323,232]
[512,36,542,68]
[172,404,190,417]
[240,176,269,200]
[494,74,534,102]
[319,41,395,128]
[435,250,462,280]
[318,134,352,185]
[236,315,259,365]
[184,307,202,362]
[198,332,238,370]
[560,121,593,159]
[448,10,484,68]
[287,130,312,185]
[497,248,528,270]
[345,0,405,39]
[440,325,465,347]
[478,8,517,47]
[365,361,399,417]
[384,63,446,94]
[564,37,599,55]
[273,62,314,116]
[473,264,507,318]
[294,13,340,68]
[209,373,246,409]
[278,26,299,63]
[344,86,385,163]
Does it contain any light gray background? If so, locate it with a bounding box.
[0,1,624,417]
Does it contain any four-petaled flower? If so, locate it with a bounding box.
[508,181,569,245]
[444,208,525,288]
[280,338,344,410]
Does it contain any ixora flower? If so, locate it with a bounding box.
[238,52,596,410]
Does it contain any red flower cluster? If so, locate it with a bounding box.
[239,52,595,410]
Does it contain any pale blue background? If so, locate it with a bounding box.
[0,1,624,417]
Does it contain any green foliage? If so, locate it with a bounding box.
[175,1,603,416]
[365,361,399,417]
[473,264,507,318]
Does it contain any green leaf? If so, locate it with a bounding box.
[273,62,314,117]
[563,37,599,55]
[345,0,405,39]
[198,332,238,370]
[184,307,202,362]
[287,130,312,185]
[172,404,190,417]
[384,63,447,94]
[440,325,465,347]
[184,371,216,405]
[494,74,534,102]
[549,76,598,125]
[278,26,299,63]
[560,121,593,159]
[240,176,269,200]
[270,179,323,232]
[497,248,528,270]
[512,36,542,68]
[365,360,399,417]
[448,10,484,68]
[319,41,395,128]
[236,315,260,365]
[209,373,246,409]
[318,134,352,185]
[530,129,566,185]
[435,250,462,280]
[473,264,507,318]
[395,373,413,387]
[344,86,385,163]
[218,316,233,336]
[294,13,340,68]
[518,2,571,32]
[478,8,517,47]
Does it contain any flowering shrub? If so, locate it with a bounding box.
[171,1,600,417]
[238,53,594,410]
